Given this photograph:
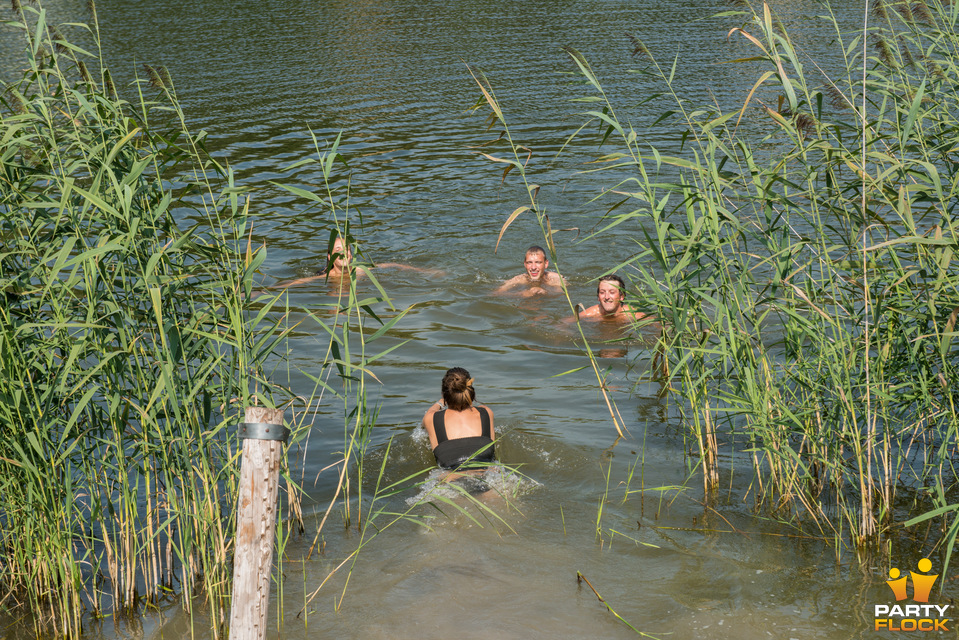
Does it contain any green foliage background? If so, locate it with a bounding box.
[0,4,298,635]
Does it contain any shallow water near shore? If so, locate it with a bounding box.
[2,0,950,637]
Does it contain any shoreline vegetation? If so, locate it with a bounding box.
[0,3,301,635]
[471,0,959,559]
[4,0,959,637]
[1,4,513,637]
[0,2,424,637]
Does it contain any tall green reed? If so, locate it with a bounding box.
[473,0,959,552]
[0,3,519,636]
[0,4,286,634]
[267,133,526,623]
[0,4,398,636]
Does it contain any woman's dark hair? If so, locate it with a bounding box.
[442,367,475,411]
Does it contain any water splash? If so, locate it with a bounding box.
[405,465,540,506]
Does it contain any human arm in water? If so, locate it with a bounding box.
[265,263,382,291]
[376,263,445,276]
[493,273,530,295]
[578,302,659,324]
[269,273,329,289]
[422,400,445,449]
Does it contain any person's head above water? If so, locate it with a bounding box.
[596,274,627,315]
[597,274,626,297]
[327,235,352,275]
[441,367,476,411]
[576,272,656,325]
[493,244,564,296]
[523,245,549,281]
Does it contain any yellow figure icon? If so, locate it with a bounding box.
[886,567,908,601]
[911,558,938,603]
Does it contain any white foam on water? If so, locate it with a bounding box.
[405,465,540,506]
[410,425,429,445]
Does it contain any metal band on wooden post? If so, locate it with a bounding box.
[238,422,289,442]
[229,407,285,640]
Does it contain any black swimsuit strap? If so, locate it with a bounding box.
[432,409,448,444]
[478,406,491,439]
[433,407,490,444]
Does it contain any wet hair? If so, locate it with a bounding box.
[597,274,627,298]
[525,245,547,260]
[441,367,476,411]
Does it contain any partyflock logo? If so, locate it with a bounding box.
[874,558,950,632]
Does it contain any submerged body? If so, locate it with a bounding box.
[578,274,653,324]
[272,235,437,289]
[495,245,566,297]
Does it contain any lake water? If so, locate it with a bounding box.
[1,0,923,637]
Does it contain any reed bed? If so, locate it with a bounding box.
[0,4,408,636]
[0,4,283,635]
[473,0,959,553]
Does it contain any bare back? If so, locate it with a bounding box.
[423,405,495,449]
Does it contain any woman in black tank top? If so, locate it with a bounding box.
[422,367,496,472]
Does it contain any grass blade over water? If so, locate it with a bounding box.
[0,4,407,636]
[471,0,959,555]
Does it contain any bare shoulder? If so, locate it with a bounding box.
[545,271,566,286]
[630,310,661,331]
[578,304,602,319]
[624,305,655,321]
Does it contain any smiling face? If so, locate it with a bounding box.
[596,279,625,315]
[329,237,352,272]
[524,250,548,282]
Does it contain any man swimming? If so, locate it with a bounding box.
[577,274,651,323]
[494,245,566,297]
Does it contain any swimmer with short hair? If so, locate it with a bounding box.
[577,274,651,323]
[494,245,566,297]
[573,274,664,367]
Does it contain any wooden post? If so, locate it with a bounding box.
[229,407,287,640]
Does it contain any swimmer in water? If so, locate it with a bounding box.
[422,367,495,489]
[270,234,436,289]
[571,274,665,368]
[494,245,566,297]
[577,274,652,323]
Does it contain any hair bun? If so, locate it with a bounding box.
[442,367,476,410]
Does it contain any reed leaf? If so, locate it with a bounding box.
[473,0,959,554]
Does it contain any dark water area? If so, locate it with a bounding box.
[1,0,945,638]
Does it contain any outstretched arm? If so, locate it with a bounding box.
[376,263,444,276]
[269,273,325,289]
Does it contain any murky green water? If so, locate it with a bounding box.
[1,0,940,638]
